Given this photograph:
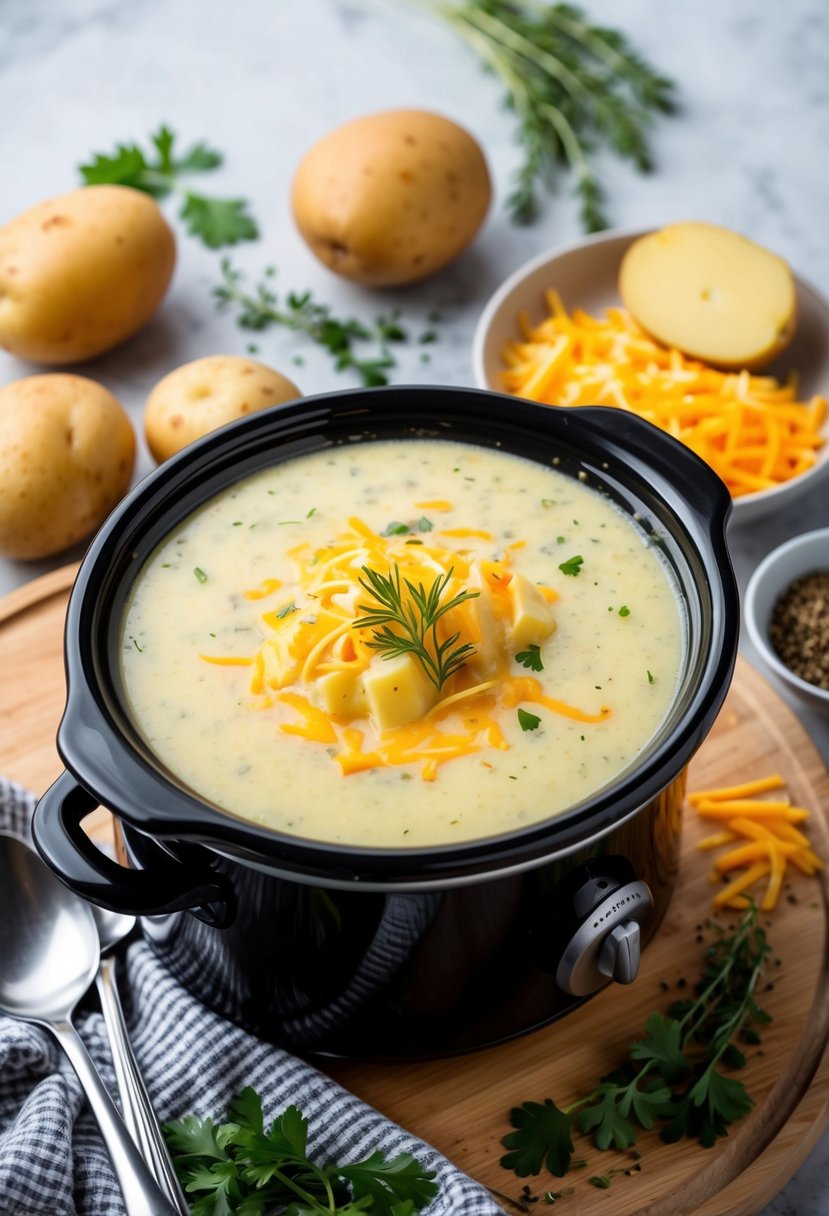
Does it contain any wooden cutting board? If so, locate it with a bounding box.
[1,564,828,1216]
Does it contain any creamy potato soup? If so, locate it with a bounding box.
[121,440,684,847]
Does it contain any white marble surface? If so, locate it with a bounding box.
[1,0,828,1210]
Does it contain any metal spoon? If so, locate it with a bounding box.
[0,832,179,1216]
[92,906,189,1214]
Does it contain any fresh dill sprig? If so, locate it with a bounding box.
[214,259,410,387]
[420,1,676,230]
[353,563,480,692]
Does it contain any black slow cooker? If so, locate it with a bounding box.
[32,387,738,1058]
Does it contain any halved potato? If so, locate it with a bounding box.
[619,222,796,370]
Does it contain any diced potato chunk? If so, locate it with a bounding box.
[462,564,500,675]
[318,669,369,717]
[509,573,556,650]
[363,653,437,731]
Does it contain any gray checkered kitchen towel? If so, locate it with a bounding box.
[0,778,504,1216]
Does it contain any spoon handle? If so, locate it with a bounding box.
[96,959,190,1214]
[51,1019,180,1216]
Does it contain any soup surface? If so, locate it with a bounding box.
[121,439,684,847]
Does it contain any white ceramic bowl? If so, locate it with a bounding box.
[744,527,829,715]
[471,228,829,524]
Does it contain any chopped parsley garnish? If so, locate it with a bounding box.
[558,555,584,577]
[647,669,655,684]
[618,605,631,617]
[193,567,208,583]
[517,707,542,731]
[417,516,434,532]
[381,521,411,536]
[515,644,544,672]
[275,601,298,619]
[163,1086,437,1216]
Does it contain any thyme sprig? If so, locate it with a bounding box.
[353,563,480,692]
[214,260,408,387]
[502,903,772,1179]
[421,1,675,229]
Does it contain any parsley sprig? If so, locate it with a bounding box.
[79,124,259,248]
[353,563,480,692]
[502,904,771,1179]
[215,260,416,387]
[422,1,675,230]
[164,1086,438,1216]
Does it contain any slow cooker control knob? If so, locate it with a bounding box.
[597,920,640,985]
[556,879,652,997]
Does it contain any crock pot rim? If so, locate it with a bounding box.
[55,384,738,885]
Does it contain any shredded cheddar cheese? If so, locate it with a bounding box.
[201,514,611,780]
[501,293,826,498]
[690,774,824,910]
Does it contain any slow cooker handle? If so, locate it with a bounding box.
[574,404,733,520]
[32,771,230,916]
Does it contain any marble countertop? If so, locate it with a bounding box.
[1,0,828,1211]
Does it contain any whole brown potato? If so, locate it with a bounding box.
[0,374,136,558]
[0,185,176,364]
[291,109,491,286]
[144,355,302,463]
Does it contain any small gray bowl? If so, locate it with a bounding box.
[744,528,829,715]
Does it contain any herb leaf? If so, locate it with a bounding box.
[629,1012,688,1084]
[338,1150,439,1213]
[180,193,259,248]
[501,1098,574,1177]
[515,644,544,672]
[558,555,584,577]
[80,143,153,191]
[164,1114,231,1163]
[79,125,258,248]
[574,1089,637,1151]
[517,707,542,731]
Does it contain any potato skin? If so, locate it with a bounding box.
[144,355,302,463]
[291,109,491,286]
[0,374,136,558]
[0,185,176,364]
